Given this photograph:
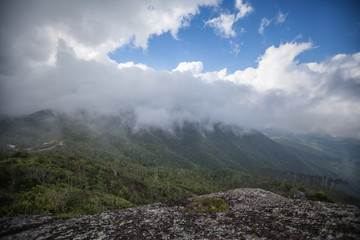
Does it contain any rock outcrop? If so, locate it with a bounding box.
[1,188,359,239]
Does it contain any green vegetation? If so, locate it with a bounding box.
[307,191,334,203]
[0,153,136,216]
[185,197,229,213]
[0,111,358,217]
[1,150,355,216]
[263,129,360,197]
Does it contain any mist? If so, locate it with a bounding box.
[1,0,360,138]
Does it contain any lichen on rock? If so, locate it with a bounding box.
[0,188,359,239]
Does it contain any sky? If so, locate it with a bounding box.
[0,0,360,138]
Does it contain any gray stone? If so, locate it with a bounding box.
[0,188,359,239]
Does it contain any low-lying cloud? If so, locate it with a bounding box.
[1,0,359,138]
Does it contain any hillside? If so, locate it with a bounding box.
[0,110,359,217]
[262,129,360,161]
[0,110,349,176]
[1,188,359,239]
[262,129,360,197]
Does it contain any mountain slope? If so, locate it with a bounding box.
[262,129,360,196]
[131,123,329,175]
[0,110,354,183]
[1,110,339,176]
[1,110,359,217]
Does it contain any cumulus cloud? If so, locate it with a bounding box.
[226,42,315,92]
[222,42,360,137]
[173,61,204,75]
[0,1,359,138]
[117,62,149,70]
[205,0,253,38]
[0,0,218,66]
[200,68,228,83]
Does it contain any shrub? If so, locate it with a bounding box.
[307,192,334,203]
[185,197,229,213]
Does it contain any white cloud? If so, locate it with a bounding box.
[200,68,228,83]
[221,42,360,137]
[258,18,272,35]
[246,42,314,92]
[206,0,253,38]
[0,0,218,66]
[1,39,359,137]
[235,0,253,19]
[225,42,316,93]
[205,14,237,38]
[118,62,149,70]
[173,61,204,75]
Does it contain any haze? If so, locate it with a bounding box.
[1,0,359,138]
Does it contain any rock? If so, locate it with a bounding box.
[0,188,359,239]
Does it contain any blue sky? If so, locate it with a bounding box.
[109,0,360,73]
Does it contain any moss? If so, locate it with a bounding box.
[185,197,229,213]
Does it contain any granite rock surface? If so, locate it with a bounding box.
[1,188,359,240]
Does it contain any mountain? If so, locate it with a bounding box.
[130,123,340,177]
[0,110,359,217]
[0,110,346,176]
[262,129,360,162]
[1,188,359,239]
[262,129,360,197]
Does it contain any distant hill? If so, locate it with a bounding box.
[262,129,360,161]
[262,129,360,196]
[0,110,349,176]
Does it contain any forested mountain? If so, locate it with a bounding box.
[0,110,358,216]
[262,129,360,197]
[263,129,360,163]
